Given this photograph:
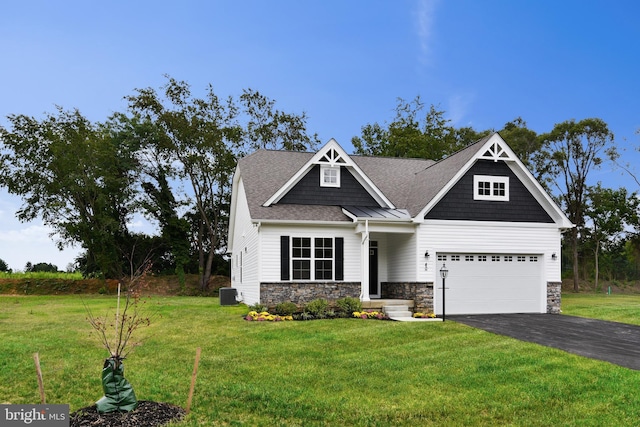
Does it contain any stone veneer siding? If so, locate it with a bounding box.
[546,281,561,314]
[260,282,361,307]
[381,282,434,313]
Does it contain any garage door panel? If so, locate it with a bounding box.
[437,253,543,315]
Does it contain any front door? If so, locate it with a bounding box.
[369,241,379,297]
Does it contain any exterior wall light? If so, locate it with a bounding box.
[552,252,557,261]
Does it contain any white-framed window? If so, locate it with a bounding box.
[314,238,334,280]
[530,256,538,262]
[438,254,447,261]
[292,237,312,280]
[478,255,487,262]
[517,256,526,262]
[465,255,474,261]
[292,237,334,280]
[320,165,340,188]
[451,255,460,261]
[491,255,500,262]
[473,175,509,201]
[504,256,513,262]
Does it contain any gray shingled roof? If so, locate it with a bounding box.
[236,135,492,222]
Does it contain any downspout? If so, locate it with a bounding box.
[360,219,370,302]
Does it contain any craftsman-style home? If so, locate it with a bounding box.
[228,133,572,315]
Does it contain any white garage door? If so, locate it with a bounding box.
[435,253,543,315]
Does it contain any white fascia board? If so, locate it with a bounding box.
[263,139,395,208]
[252,218,356,227]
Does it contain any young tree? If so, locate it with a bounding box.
[585,184,639,290]
[537,118,617,291]
[0,258,9,272]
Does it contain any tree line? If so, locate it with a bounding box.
[1,77,638,291]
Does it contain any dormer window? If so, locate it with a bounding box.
[474,175,509,201]
[321,165,340,187]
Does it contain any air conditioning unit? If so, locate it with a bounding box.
[219,287,238,306]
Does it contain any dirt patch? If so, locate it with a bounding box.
[70,401,185,427]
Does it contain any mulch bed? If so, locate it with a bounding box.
[70,401,186,427]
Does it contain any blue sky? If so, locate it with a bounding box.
[1,0,639,271]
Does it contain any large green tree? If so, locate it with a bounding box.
[352,96,489,160]
[126,76,318,290]
[537,118,617,291]
[0,108,141,278]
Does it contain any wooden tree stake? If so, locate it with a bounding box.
[186,347,201,413]
[33,353,46,404]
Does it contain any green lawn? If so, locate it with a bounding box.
[2,294,640,426]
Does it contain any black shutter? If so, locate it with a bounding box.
[280,236,290,280]
[335,237,344,281]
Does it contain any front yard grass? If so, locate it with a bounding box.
[1,294,640,426]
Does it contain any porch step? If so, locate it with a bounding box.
[383,305,412,318]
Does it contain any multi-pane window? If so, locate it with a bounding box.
[478,181,491,196]
[320,165,340,187]
[314,238,333,280]
[517,256,526,262]
[473,175,509,201]
[491,255,500,262]
[451,255,460,261]
[530,256,538,262]
[292,237,334,280]
[504,256,513,262]
[292,238,311,280]
[465,255,474,261]
[493,181,506,197]
[478,255,487,262]
[438,254,447,261]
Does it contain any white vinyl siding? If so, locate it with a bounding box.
[259,224,361,282]
[229,178,261,304]
[419,220,561,281]
[387,233,418,282]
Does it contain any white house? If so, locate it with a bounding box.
[227,133,573,315]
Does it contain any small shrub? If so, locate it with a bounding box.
[336,297,362,314]
[305,298,329,316]
[294,311,315,321]
[274,301,298,316]
[247,303,267,313]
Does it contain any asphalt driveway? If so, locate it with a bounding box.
[450,313,640,371]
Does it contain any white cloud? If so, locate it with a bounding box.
[414,0,439,63]
[447,93,476,126]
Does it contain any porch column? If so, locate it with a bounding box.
[360,221,370,302]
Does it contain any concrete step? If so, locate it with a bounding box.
[383,305,412,318]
